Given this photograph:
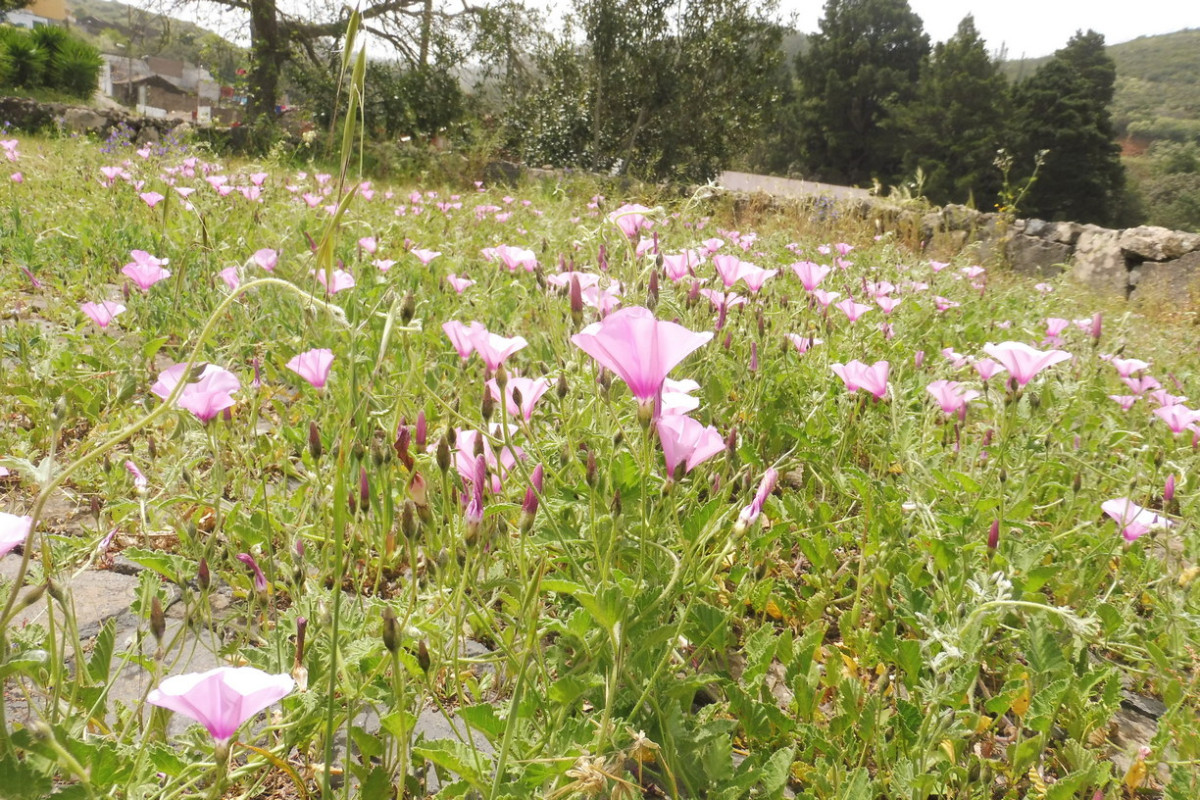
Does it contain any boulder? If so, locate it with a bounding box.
[59,107,110,134]
[1044,221,1083,246]
[1130,251,1200,306]
[1118,226,1200,262]
[1072,226,1128,296]
[1005,233,1071,276]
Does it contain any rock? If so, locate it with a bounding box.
[1071,226,1129,296]
[1119,226,1200,262]
[1130,251,1200,305]
[942,204,982,232]
[136,125,160,144]
[1044,221,1083,246]
[60,107,110,134]
[483,160,523,186]
[1004,234,1071,276]
[1023,218,1047,238]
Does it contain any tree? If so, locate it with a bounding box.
[792,0,930,186]
[1007,30,1126,225]
[895,15,1008,206]
[167,0,526,120]
[506,0,784,182]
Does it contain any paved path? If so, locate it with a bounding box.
[717,170,871,201]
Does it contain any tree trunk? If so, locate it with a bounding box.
[248,0,284,119]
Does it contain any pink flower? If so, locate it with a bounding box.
[139,191,165,208]
[1101,498,1173,542]
[122,250,171,291]
[81,300,126,328]
[125,460,148,489]
[571,306,712,405]
[11,172,24,183]
[470,327,528,371]
[786,334,822,354]
[443,320,486,361]
[699,288,746,329]
[661,378,702,415]
[1034,283,1054,293]
[812,289,840,308]
[249,172,268,186]
[737,467,778,528]
[662,251,699,282]
[146,666,294,743]
[1108,394,1139,411]
[933,296,960,312]
[835,298,873,322]
[581,281,623,316]
[926,380,981,415]
[493,244,537,272]
[711,255,775,291]
[608,203,654,241]
[446,273,476,294]
[830,360,890,400]
[972,358,1005,381]
[358,236,378,254]
[287,348,335,388]
[1153,405,1200,434]
[982,341,1071,387]
[1122,375,1161,395]
[219,267,241,291]
[412,248,442,265]
[488,376,550,422]
[1109,357,1150,378]
[657,415,725,476]
[1,512,32,559]
[152,363,241,422]
[252,248,278,271]
[791,260,831,291]
[876,296,903,315]
[313,269,355,294]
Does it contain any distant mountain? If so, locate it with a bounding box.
[1003,29,1200,143]
[68,0,244,83]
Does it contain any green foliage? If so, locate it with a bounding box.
[0,27,49,88]
[1007,30,1126,225]
[791,0,930,186]
[0,26,103,99]
[894,16,1008,206]
[501,0,785,182]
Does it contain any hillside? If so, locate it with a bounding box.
[1003,28,1200,142]
[68,0,244,83]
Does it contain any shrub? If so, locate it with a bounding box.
[52,38,104,99]
[0,27,48,88]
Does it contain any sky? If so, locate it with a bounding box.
[782,0,1200,59]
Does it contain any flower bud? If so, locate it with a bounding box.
[436,435,451,473]
[987,519,999,551]
[647,269,659,310]
[914,350,925,368]
[417,639,431,673]
[381,606,400,655]
[481,388,495,422]
[1073,472,1082,493]
[150,596,166,644]
[557,373,569,399]
[400,291,415,325]
[394,424,413,470]
[359,466,371,514]
[401,499,418,539]
[585,448,597,487]
[749,342,759,373]
[197,557,211,591]
[415,411,427,449]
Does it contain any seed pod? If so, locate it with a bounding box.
[150,596,166,644]
[381,606,400,655]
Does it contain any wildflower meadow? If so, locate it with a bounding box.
[1,117,1199,798]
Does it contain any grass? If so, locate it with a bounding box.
[0,127,1198,800]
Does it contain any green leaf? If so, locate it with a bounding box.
[0,754,53,800]
[350,725,384,761]
[412,739,490,791]
[122,547,191,586]
[87,618,115,686]
[360,764,392,800]
[459,703,504,741]
[142,335,169,361]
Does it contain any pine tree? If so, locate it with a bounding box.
[792,0,930,186]
[1007,30,1126,225]
[895,15,1008,206]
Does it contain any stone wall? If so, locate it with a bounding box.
[0,96,177,143]
[918,204,1200,304]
